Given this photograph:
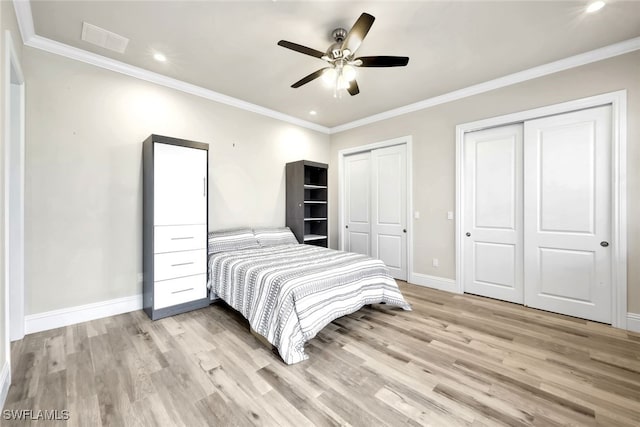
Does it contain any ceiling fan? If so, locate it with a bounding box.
[277,12,409,96]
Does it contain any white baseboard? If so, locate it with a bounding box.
[0,360,10,410]
[627,313,640,333]
[25,294,143,335]
[405,275,640,333]
[408,272,460,294]
[20,290,640,338]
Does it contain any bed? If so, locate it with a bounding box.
[206,227,411,364]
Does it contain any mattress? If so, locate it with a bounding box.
[207,243,411,364]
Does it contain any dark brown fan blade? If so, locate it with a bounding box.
[347,80,360,96]
[277,40,325,59]
[355,56,409,67]
[341,13,375,55]
[291,68,329,88]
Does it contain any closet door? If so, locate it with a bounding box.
[371,145,407,280]
[523,106,612,323]
[154,143,207,226]
[344,145,408,280]
[344,151,372,256]
[463,124,524,304]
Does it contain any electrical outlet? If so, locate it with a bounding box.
[447,211,454,220]
[414,211,420,219]
[432,258,439,268]
[137,273,143,283]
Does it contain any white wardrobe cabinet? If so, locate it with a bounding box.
[143,135,210,320]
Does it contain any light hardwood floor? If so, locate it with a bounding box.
[4,282,640,426]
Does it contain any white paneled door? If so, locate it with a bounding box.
[463,124,524,304]
[462,106,612,323]
[524,106,612,323]
[344,151,372,256]
[344,144,408,280]
[372,145,407,280]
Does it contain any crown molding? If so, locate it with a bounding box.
[12,0,640,135]
[13,0,34,43]
[12,1,330,135]
[329,36,640,134]
[25,35,331,133]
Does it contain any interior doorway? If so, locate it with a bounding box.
[5,31,26,345]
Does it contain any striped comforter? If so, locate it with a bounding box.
[207,244,411,364]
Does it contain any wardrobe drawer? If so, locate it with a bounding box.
[154,249,206,281]
[155,225,206,253]
[154,274,207,310]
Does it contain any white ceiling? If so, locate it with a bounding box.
[28,1,640,128]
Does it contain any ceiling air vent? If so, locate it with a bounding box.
[81,22,129,54]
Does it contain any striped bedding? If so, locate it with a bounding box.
[207,244,411,364]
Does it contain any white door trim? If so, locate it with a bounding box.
[338,136,413,282]
[455,90,627,329]
[4,29,26,353]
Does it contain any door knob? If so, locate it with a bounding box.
[403,229,406,233]
[466,232,471,237]
[600,241,609,247]
[345,225,349,229]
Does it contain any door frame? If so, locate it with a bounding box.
[455,90,627,329]
[338,136,413,281]
[4,30,26,350]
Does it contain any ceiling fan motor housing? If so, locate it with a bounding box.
[331,28,348,42]
[328,28,348,59]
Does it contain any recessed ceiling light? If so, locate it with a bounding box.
[586,1,606,13]
[153,52,167,62]
[309,110,317,116]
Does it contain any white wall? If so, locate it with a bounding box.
[329,50,640,313]
[23,47,329,316]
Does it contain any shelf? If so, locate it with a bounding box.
[303,234,327,241]
[287,161,329,249]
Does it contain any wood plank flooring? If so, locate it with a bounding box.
[4,282,640,426]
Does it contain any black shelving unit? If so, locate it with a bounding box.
[286,160,328,247]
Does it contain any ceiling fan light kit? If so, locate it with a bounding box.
[277,12,409,97]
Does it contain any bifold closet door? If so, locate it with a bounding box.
[463,124,524,304]
[344,151,372,256]
[523,106,612,323]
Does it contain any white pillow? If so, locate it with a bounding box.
[208,228,260,254]
[254,227,299,247]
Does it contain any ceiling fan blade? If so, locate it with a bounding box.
[341,13,375,55]
[355,56,410,67]
[291,68,329,88]
[277,40,325,59]
[347,80,360,96]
